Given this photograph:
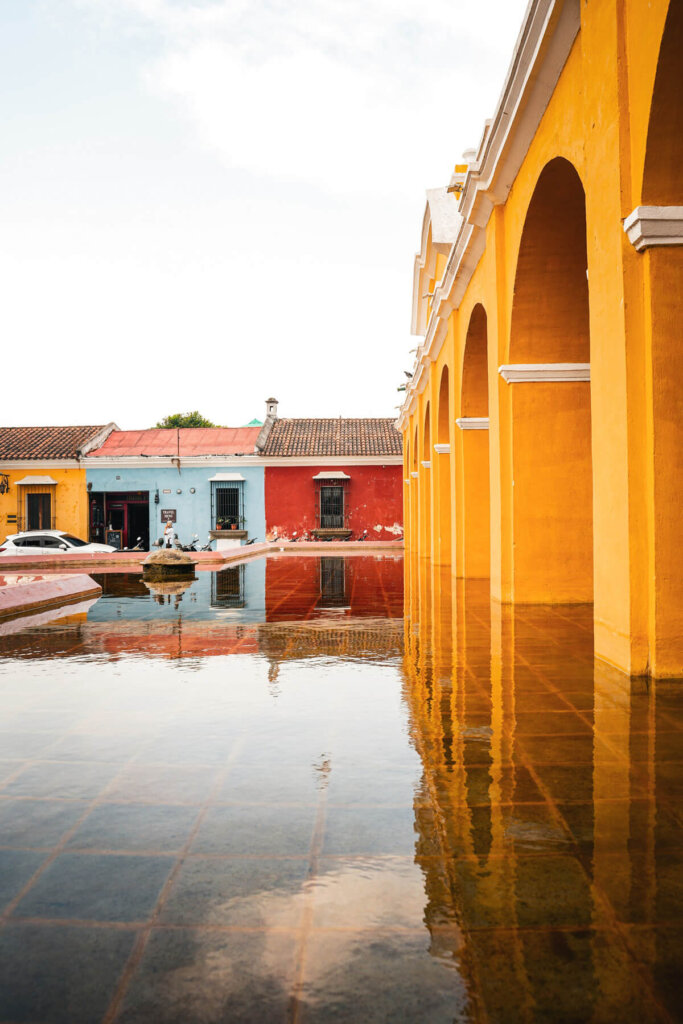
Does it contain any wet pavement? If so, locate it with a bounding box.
[0,554,680,1022]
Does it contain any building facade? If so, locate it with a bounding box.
[0,425,116,543]
[398,0,682,677]
[85,427,264,549]
[258,414,403,541]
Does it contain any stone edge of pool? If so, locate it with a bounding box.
[0,573,102,622]
[0,539,404,572]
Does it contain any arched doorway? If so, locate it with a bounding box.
[435,366,452,565]
[640,0,683,673]
[458,304,490,578]
[507,157,593,603]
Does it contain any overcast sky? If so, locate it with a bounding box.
[1,0,528,429]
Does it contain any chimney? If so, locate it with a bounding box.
[255,397,279,453]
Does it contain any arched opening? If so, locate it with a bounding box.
[409,425,419,552]
[435,367,452,565]
[459,304,490,578]
[508,157,593,602]
[641,1,683,673]
[420,404,432,555]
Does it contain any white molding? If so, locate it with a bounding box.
[0,459,82,470]
[498,363,590,383]
[397,0,581,428]
[404,478,411,485]
[456,418,490,430]
[623,206,683,252]
[85,454,403,470]
[434,443,451,454]
[421,461,431,469]
[410,471,419,478]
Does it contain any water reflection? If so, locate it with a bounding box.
[403,552,683,1021]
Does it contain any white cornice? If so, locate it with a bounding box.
[623,206,683,252]
[421,461,431,469]
[434,443,451,454]
[397,0,581,430]
[498,363,590,383]
[0,459,82,470]
[456,418,490,429]
[85,455,403,470]
[410,471,419,478]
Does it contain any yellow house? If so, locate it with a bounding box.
[398,0,681,678]
[0,425,116,543]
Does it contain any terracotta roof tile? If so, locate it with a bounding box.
[88,427,260,457]
[261,419,402,457]
[0,426,108,460]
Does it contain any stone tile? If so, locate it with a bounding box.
[47,733,146,763]
[0,797,88,848]
[116,927,297,1024]
[3,761,120,800]
[104,765,221,805]
[0,849,46,909]
[14,852,174,923]
[0,921,136,1024]
[322,806,418,856]
[192,805,316,856]
[160,856,309,927]
[310,856,438,930]
[298,929,470,1023]
[0,731,57,760]
[218,758,321,805]
[66,803,199,853]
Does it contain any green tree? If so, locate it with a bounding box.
[155,411,217,429]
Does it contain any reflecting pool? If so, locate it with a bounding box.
[0,554,681,1022]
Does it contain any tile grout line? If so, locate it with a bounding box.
[286,778,330,1024]
[100,736,246,1024]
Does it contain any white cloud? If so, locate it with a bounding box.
[75,0,528,196]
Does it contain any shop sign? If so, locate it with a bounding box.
[160,509,177,523]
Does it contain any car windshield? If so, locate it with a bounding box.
[59,535,89,547]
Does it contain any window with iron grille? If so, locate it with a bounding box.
[211,564,245,608]
[319,486,344,528]
[211,482,244,529]
[319,557,347,607]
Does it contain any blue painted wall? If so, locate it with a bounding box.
[85,464,265,546]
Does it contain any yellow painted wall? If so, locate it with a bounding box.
[403,0,680,676]
[0,466,89,544]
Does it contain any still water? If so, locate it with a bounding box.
[0,554,680,1023]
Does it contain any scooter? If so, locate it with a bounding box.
[117,536,145,552]
[199,536,214,551]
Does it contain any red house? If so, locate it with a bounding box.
[258,404,403,541]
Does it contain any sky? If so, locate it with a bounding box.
[1,0,528,429]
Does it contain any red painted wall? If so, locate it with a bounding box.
[264,465,403,541]
[265,554,404,621]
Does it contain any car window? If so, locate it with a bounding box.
[59,535,88,547]
[40,536,66,548]
[15,537,42,548]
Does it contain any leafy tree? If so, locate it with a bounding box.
[155,411,217,429]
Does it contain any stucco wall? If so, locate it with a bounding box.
[0,467,88,543]
[264,465,403,541]
[85,464,265,546]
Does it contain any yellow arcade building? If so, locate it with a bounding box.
[398,0,682,678]
[0,425,116,543]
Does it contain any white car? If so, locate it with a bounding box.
[0,531,116,556]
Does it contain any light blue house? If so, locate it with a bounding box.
[84,427,265,549]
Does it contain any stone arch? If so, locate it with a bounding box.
[458,304,490,578]
[508,157,593,602]
[640,1,683,672]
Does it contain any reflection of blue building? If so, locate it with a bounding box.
[89,559,267,624]
[84,427,265,549]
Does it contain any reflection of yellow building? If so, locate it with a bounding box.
[403,561,668,1020]
[398,0,682,678]
[0,425,115,543]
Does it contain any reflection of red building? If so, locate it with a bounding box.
[258,410,403,542]
[265,555,404,622]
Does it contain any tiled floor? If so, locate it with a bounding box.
[0,556,680,1022]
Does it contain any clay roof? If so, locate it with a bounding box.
[260,419,403,457]
[88,427,260,457]
[0,426,109,460]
